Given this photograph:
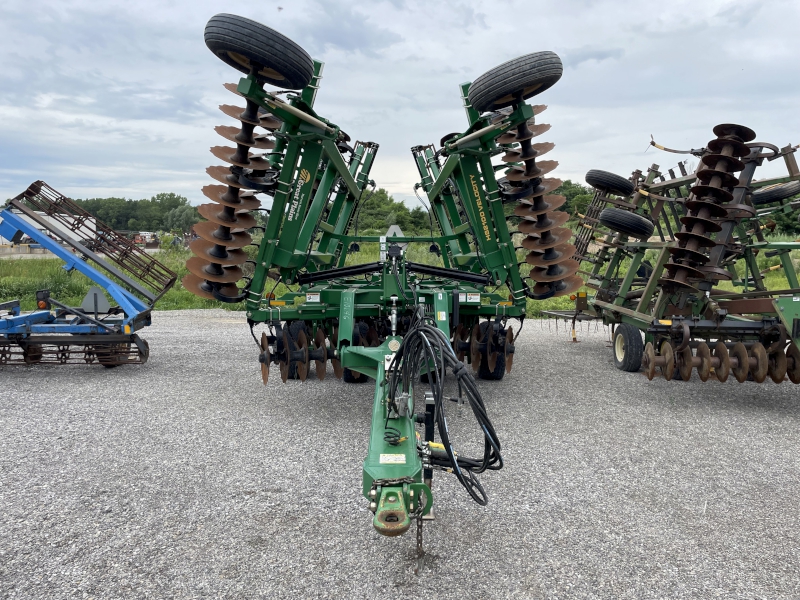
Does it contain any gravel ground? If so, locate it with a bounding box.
[2,309,800,599]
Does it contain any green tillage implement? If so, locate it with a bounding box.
[566,127,800,384]
[188,14,576,552]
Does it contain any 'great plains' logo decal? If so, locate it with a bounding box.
[287,169,312,221]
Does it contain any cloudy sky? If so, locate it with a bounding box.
[1,0,798,207]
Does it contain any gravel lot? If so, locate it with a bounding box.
[2,309,800,599]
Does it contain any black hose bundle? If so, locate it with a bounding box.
[386,309,503,505]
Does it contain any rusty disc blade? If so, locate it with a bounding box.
[730,342,749,383]
[470,323,482,373]
[514,194,567,218]
[194,221,252,249]
[696,342,711,382]
[189,238,248,266]
[690,184,733,204]
[501,147,539,163]
[207,165,250,190]
[504,328,514,374]
[696,168,740,189]
[529,259,581,283]
[712,123,756,142]
[521,227,573,251]
[519,178,563,201]
[664,262,706,281]
[701,153,745,173]
[530,141,555,156]
[657,277,700,295]
[219,103,260,125]
[366,326,381,347]
[787,342,800,384]
[201,184,262,211]
[712,342,730,382]
[186,257,243,284]
[667,246,710,265]
[643,342,656,380]
[295,329,309,382]
[678,345,693,381]
[485,324,498,373]
[680,215,722,234]
[660,341,675,381]
[259,115,282,130]
[181,273,239,300]
[749,342,768,383]
[197,203,257,230]
[330,326,343,379]
[518,211,571,234]
[260,332,270,385]
[525,243,576,266]
[215,125,276,150]
[210,145,271,170]
[768,347,787,383]
[452,323,468,361]
[674,231,716,248]
[550,275,584,299]
[279,329,292,383]
[223,82,243,97]
[314,327,327,381]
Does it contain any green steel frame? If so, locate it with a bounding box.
[222,63,549,535]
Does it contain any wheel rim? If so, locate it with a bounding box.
[226,51,286,81]
[614,333,625,361]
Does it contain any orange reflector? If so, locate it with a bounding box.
[37,300,47,309]
[569,294,577,301]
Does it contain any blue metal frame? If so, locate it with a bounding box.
[0,208,150,335]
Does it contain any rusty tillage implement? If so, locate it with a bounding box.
[186,13,576,558]
[0,181,176,366]
[566,124,800,384]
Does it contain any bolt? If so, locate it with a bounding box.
[369,502,377,512]
[368,489,376,498]
[409,490,414,497]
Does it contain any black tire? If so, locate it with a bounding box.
[467,52,562,114]
[585,169,635,197]
[343,322,369,383]
[286,320,308,380]
[752,181,800,205]
[599,208,654,239]
[477,322,506,380]
[612,324,643,372]
[204,14,314,89]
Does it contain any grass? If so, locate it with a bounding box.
[0,241,580,316]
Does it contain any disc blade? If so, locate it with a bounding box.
[197,203,257,230]
[201,184,262,211]
[194,221,252,249]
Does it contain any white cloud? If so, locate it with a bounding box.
[0,0,798,207]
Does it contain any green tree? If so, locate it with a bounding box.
[163,204,200,233]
